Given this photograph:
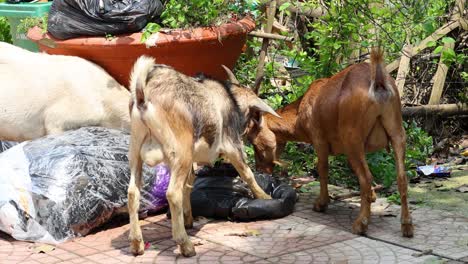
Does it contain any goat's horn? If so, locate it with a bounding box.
[253,74,264,95]
[221,65,239,85]
[273,159,290,167]
[253,98,281,118]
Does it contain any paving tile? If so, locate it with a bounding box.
[369,215,468,260]
[294,195,468,260]
[58,219,172,255]
[264,236,449,264]
[145,214,215,230]
[0,237,36,263]
[83,238,262,264]
[195,215,356,258]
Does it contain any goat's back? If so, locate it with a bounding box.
[0,43,130,141]
[142,66,244,143]
[300,62,399,154]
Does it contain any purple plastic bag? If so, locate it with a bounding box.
[149,164,170,211]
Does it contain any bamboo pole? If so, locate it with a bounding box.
[428,0,464,105]
[402,104,468,117]
[428,41,455,105]
[254,0,277,94]
[248,31,294,42]
[386,20,461,73]
[395,44,412,96]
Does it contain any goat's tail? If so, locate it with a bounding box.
[130,55,156,108]
[369,47,394,102]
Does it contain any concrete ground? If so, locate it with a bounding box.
[1,188,467,264]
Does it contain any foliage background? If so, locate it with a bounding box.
[0,17,11,43]
[235,0,464,189]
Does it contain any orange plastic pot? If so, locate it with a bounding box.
[27,17,255,87]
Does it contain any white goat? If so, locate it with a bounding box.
[0,42,130,141]
[127,56,280,257]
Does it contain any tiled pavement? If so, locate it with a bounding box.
[1,194,467,264]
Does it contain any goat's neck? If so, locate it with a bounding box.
[267,97,308,143]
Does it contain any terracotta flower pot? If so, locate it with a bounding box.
[27,17,256,87]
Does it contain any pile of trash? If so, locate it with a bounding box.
[0,127,297,244]
[0,127,169,244]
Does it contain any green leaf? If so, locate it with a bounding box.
[441,48,456,64]
[426,40,437,47]
[441,37,455,44]
[279,2,292,12]
[422,21,434,33]
[433,46,443,54]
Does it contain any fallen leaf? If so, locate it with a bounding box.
[225,229,261,237]
[455,185,468,193]
[143,227,159,230]
[33,244,55,254]
[411,249,433,257]
[192,240,204,246]
[246,230,261,236]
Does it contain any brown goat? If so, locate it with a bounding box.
[127,56,279,257]
[246,48,413,237]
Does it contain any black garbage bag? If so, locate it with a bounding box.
[190,164,297,221]
[47,0,164,40]
[0,127,169,244]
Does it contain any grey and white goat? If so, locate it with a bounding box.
[127,56,280,257]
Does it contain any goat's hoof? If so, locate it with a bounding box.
[184,217,194,229]
[401,223,414,237]
[130,239,145,256]
[352,218,369,235]
[179,241,196,257]
[313,202,328,213]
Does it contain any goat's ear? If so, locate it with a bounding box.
[251,110,264,129]
[252,98,281,118]
[245,109,264,136]
[221,65,239,85]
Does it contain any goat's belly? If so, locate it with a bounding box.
[140,141,164,167]
[0,110,46,141]
[365,121,389,152]
[193,139,218,164]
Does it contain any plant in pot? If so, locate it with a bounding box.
[27,0,260,86]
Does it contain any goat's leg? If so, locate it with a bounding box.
[391,133,413,237]
[127,126,146,255]
[167,158,196,257]
[347,151,373,235]
[227,151,272,199]
[313,145,330,212]
[182,165,195,229]
[382,122,413,237]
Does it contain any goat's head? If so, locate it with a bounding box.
[222,66,281,174]
[221,65,280,133]
[247,110,279,174]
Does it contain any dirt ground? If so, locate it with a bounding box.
[408,169,468,217]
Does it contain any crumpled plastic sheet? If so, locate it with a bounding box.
[0,127,169,244]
